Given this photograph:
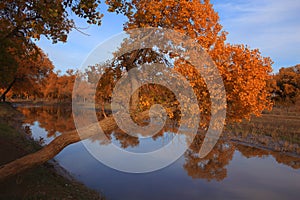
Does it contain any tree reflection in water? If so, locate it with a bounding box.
[184,134,234,181]
[17,105,300,182]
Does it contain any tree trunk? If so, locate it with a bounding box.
[124,50,141,116]
[0,110,152,181]
[130,73,140,115]
[0,78,16,102]
[101,102,108,118]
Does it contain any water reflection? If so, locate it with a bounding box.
[18,106,300,181]
[184,136,235,181]
[20,105,75,137]
[16,105,300,199]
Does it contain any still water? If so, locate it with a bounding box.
[17,105,300,200]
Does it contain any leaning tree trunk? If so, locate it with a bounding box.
[0,110,152,181]
[0,78,16,102]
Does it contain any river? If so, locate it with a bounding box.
[16,104,300,200]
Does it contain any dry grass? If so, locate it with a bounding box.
[226,105,300,154]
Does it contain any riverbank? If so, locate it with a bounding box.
[0,102,104,199]
[225,105,300,155]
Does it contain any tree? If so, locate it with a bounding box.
[42,70,76,102]
[42,71,60,100]
[0,46,54,101]
[0,0,103,43]
[56,69,76,101]
[104,0,273,124]
[270,65,300,110]
[84,63,119,117]
[0,0,105,101]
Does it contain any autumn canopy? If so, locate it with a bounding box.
[0,0,274,122]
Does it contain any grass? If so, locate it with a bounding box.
[226,105,300,154]
[0,102,104,200]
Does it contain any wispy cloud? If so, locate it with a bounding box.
[212,0,300,71]
[37,1,300,73]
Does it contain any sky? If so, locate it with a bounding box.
[36,0,300,73]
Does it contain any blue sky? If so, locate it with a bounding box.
[36,0,300,73]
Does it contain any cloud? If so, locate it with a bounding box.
[212,0,300,71]
[37,1,300,73]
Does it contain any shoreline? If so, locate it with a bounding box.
[0,102,104,199]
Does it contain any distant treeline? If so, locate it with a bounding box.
[1,61,299,111]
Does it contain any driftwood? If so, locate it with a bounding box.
[0,111,151,181]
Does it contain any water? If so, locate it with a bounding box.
[17,105,300,200]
